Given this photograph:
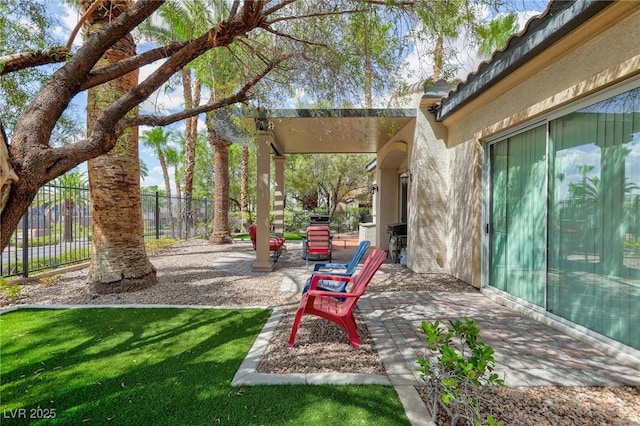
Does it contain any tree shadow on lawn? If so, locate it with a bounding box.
[1,308,408,425]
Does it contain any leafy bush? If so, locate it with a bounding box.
[284,210,309,233]
[40,274,62,287]
[16,235,61,248]
[0,277,21,300]
[228,211,246,233]
[624,239,640,254]
[417,317,504,426]
[145,236,180,255]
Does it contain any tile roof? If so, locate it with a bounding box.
[431,0,614,120]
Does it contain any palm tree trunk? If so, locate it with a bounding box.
[241,146,249,231]
[207,123,233,244]
[182,70,201,238]
[157,151,173,238]
[83,0,156,293]
[63,200,74,242]
[433,34,443,81]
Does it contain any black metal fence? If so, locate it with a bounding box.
[2,184,370,280]
[1,184,213,279]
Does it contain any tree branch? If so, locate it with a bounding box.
[262,27,328,48]
[80,41,189,90]
[130,91,252,128]
[11,0,164,151]
[66,0,106,48]
[120,54,291,129]
[88,4,276,145]
[267,8,368,25]
[0,47,72,75]
[261,0,297,17]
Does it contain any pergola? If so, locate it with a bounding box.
[243,108,415,271]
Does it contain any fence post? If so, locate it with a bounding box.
[21,212,29,278]
[204,198,208,236]
[155,191,160,240]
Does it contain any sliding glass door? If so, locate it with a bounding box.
[489,125,547,307]
[486,86,640,350]
[547,88,640,348]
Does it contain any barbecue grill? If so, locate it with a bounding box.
[386,223,407,263]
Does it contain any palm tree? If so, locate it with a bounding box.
[139,0,212,238]
[415,1,519,81]
[476,14,519,58]
[141,127,173,208]
[415,0,477,81]
[139,159,149,181]
[164,145,182,238]
[81,0,156,293]
[41,170,89,242]
[206,114,233,244]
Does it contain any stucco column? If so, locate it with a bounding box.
[375,168,399,251]
[252,132,274,272]
[273,155,286,237]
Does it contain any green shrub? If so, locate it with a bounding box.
[40,274,62,287]
[417,317,504,426]
[228,211,246,233]
[0,277,21,300]
[284,210,310,233]
[16,235,61,248]
[145,236,180,255]
[624,239,640,253]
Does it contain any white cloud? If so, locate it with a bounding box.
[400,9,545,86]
[50,3,82,48]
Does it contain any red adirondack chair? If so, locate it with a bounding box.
[248,224,285,261]
[288,248,386,348]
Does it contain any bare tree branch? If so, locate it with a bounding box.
[0,47,72,75]
[267,8,368,25]
[80,41,189,90]
[87,3,279,145]
[126,91,253,128]
[66,0,107,49]
[261,0,297,17]
[262,27,328,47]
[11,0,163,150]
[228,0,241,17]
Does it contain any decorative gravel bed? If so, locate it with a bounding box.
[2,238,638,425]
[416,385,640,426]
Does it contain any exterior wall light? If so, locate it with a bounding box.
[370,183,379,194]
[400,169,412,185]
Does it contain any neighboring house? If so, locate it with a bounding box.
[392,0,639,356]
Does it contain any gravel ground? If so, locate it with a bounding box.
[2,238,639,425]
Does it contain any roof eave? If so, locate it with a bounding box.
[432,0,614,122]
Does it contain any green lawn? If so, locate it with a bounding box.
[0,308,409,425]
[234,232,304,242]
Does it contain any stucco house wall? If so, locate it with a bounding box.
[407,107,450,274]
[409,3,640,287]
